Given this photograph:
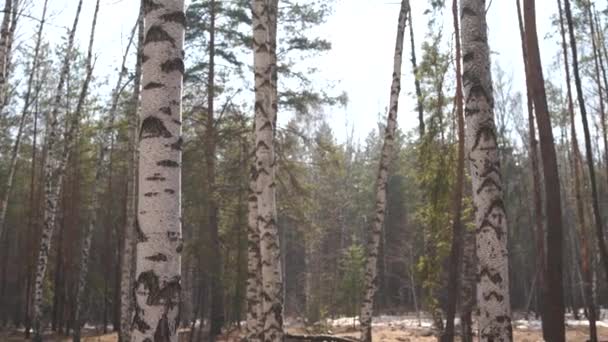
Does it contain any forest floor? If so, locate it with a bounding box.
[2,314,608,341]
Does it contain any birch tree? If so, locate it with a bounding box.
[252,0,282,340]
[460,0,513,340]
[246,153,262,340]
[120,5,144,342]
[131,0,185,340]
[359,1,409,341]
[32,1,84,339]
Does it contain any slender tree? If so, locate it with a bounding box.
[563,0,608,293]
[120,5,144,342]
[246,152,262,341]
[130,0,185,340]
[0,0,12,113]
[0,0,46,243]
[562,0,598,338]
[205,1,225,338]
[516,0,547,334]
[460,0,513,340]
[442,0,465,339]
[359,1,409,341]
[522,1,565,340]
[32,1,84,339]
[407,0,424,137]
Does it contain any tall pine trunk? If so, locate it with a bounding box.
[131,0,185,340]
[442,0,465,339]
[563,0,608,297]
[32,1,84,339]
[523,1,566,340]
[359,1,409,341]
[557,0,597,337]
[120,5,144,342]
[516,0,548,335]
[460,0,513,340]
[206,1,225,338]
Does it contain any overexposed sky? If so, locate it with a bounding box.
[13,0,602,143]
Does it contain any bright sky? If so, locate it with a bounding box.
[15,0,604,143]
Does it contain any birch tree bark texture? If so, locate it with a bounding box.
[359,1,409,341]
[131,0,185,341]
[252,0,283,340]
[460,0,513,340]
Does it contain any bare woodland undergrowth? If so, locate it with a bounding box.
[1,326,606,342]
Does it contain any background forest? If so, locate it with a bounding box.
[0,0,607,341]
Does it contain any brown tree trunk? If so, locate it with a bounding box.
[516,0,547,334]
[563,0,608,301]
[407,1,424,137]
[441,0,465,339]
[522,1,565,341]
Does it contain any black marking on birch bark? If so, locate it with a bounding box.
[478,267,503,284]
[483,291,504,302]
[462,6,477,17]
[143,0,162,15]
[142,55,150,63]
[160,11,186,26]
[480,161,501,178]
[170,137,182,151]
[176,241,183,253]
[154,313,171,342]
[164,189,175,194]
[161,58,184,74]
[159,107,172,115]
[472,123,497,151]
[157,160,179,167]
[476,177,502,194]
[167,231,180,241]
[479,218,503,240]
[146,175,166,181]
[145,26,176,47]
[133,306,152,332]
[145,253,168,262]
[463,51,475,63]
[136,219,148,242]
[172,119,181,125]
[144,82,164,90]
[144,192,159,197]
[140,117,172,140]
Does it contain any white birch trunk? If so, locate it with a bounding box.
[359,1,409,341]
[246,160,263,341]
[252,0,283,340]
[460,0,513,340]
[32,1,83,339]
[131,0,185,340]
[120,6,144,342]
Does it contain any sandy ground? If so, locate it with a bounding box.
[2,325,608,341]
